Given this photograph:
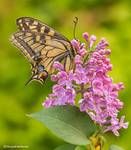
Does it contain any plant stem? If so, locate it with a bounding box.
[80,83,84,98]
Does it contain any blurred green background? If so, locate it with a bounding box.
[0,0,131,149]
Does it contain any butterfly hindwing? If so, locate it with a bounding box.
[11,30,74,73]
[11,32,36,64]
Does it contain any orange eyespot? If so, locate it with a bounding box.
[39,71,48,80]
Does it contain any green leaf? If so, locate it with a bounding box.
[54,144,76,150]
[75,145,87,150]
[109,145,124,150]
[30,105,97,145]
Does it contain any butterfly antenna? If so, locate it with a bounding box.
[73,17,78,39]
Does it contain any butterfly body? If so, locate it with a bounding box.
[31,65,48,84]
[11,17,75,84]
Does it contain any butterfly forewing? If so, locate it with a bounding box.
[11,17,75,83]
[16,17,68,41]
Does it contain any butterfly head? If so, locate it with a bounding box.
[25,65,48,85]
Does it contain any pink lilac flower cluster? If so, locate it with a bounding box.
[43,32,128,136]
